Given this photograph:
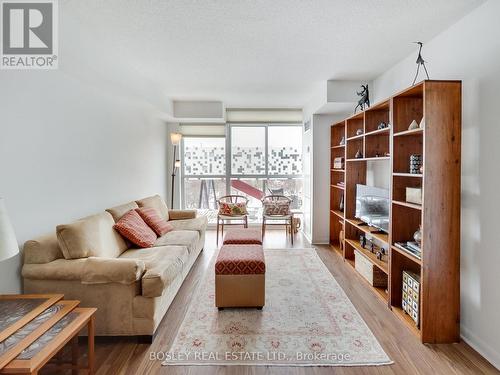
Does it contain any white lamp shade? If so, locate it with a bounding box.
[0,198,19,262]
[170,132,183,146]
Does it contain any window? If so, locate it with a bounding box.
[182,137,226,223]
[231,126,266,175]
[181,124,303,224]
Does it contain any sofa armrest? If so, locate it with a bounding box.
[168,209,197,221]
[81,257,145,285]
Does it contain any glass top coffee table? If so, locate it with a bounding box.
[0,294,96,375]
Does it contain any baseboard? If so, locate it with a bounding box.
[302,231,312,244]
[461,325,500,370]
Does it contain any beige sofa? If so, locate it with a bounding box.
[22,195,207,340]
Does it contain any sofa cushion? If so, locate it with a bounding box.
[81,257,145,285]
[154,230,199,254]
[57,212,127,259]
[136,207,173,236]
[106,201,139,222]
[120,245,188,297]
[24,233,63,264]
[114,210,157,248]
[167,216,208,235]
[136,195,169,221]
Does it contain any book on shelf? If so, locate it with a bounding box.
[395,242,421,260]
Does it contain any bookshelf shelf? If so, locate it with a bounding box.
[391,245,422,265]
[392,200,422,210]
[345,239,389,274]
[330,80,461,344]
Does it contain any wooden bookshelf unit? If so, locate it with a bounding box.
[329,80,461,343]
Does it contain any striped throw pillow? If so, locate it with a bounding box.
[114,210,157,248]
[136,207,173,236]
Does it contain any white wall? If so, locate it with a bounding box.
[311,114,346,244]
[372,0,500,368]
[0,70,168,294]
[302,123,312,241]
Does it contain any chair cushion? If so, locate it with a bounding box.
[136,207,173,236]
[154,230,199,254]
[57,212,127,259]
[218,202,247,216]
[263,201,290,216]
[120,245,188,297]
[106,201,139,222]
[136,195,169,221]
[215,245,265,275]
[114,210,157,248]
[223,229,262,245]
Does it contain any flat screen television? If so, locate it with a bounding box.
[355,184,390,233]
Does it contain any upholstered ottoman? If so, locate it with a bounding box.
[215,244,265,309]
[223,228,263,245]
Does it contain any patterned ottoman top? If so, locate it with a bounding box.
[215,245,265,275]
[223,229,262,245]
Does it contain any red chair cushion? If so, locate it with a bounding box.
[223,229,262,245]
[215,245,265,275]
[114,210,157,248]
[136,207,173,236]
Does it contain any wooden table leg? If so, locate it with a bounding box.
[87,316,95,375]
[71,335,79,375]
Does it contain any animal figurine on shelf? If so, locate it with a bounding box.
[412,42,430,85]
[354,84,370,113]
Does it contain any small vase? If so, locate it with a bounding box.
[355,149,363,159]
[413,225,422,246]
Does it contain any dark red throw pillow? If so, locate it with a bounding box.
[136,207,173,236]
[114,210,157,248]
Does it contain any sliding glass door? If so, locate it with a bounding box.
[229,124,303,223]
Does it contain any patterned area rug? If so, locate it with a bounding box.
[163,248,392,367]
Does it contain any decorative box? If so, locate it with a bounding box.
[402,270,420,326]
[406,187,422,205]
[409,154,422,174]
[354,250,387,288]
[333,157,344,169]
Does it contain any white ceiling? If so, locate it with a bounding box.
[62,0,484,109]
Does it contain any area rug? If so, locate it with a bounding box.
[163,248,392,367]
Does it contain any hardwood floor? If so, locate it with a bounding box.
[45,230,498,374]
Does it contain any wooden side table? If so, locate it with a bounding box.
[0,294,96,375]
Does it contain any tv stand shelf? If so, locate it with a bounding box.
[329,80,461,344]
[345,239,388,274]
[345,218,389,244]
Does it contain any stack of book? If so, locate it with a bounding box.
[395,241,421,259]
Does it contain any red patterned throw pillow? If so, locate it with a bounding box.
[114,210,157,248]
[136,207,173,236]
